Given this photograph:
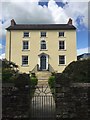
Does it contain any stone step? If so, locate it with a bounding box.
[36,72,51,79]
[36,71,51,85]
[38,80,48,83]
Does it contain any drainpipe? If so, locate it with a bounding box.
[9,30,11,62]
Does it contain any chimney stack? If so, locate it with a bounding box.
[11,19,16,26]
[68,18,72,25]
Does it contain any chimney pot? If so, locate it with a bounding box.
[11,19,16,26]
[68,18,72,25]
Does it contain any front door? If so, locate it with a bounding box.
[40,55,46,70]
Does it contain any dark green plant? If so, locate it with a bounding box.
[2,69,14,83]
[62,59,90,83]
[30,76,38,87]
[31,73,36,77]
[2,59,19,83]
[14,73,31,90]
[48,76,55,88]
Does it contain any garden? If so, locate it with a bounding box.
[48,59,90,120]
[2,59,38,119]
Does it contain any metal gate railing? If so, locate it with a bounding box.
[30,85,56,120]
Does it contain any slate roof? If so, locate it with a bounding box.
[6,24,76,30]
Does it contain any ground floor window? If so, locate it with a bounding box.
[22,56,28,65]
[59,55,65,65]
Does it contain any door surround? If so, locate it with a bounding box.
[38,53,49,71]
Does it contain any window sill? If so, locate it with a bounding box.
[58,64,66,66]
[40,37,47,38]
[22,49,30,51]
[21,65,29,67]
[58,36,66,38]
[40,49,48,51]
[58,49,67,51]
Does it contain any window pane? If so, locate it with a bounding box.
[59,32,64,37]
[59,41,65,50]
[59,55,65,64]
[41,40,46,49]
[22,56,28,65]
[23,41,29,50]
[24,32,29,37]
[41,32,46,37]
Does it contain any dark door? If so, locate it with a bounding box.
[40,55,46,70]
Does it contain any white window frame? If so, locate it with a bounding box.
[59,55,66,65]
[58,32,64,37]
[22,41,29,50]
[40,32,46,37]
[22,56,28,66]
[23,32,30,37]
[40,40,47,50]
[59,40,66,50]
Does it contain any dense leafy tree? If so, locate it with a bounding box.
[2,59,18,83]
[61,59,90,83]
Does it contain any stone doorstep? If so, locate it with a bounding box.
[38,80,48,82]
[36,71,51,86]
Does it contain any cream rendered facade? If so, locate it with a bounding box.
[5,19,77,74]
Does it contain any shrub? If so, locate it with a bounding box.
[62,59,90,83]
[30,76,38,87]
[2,69,15,83]
[14,73,31,90]
[48,76,56,88]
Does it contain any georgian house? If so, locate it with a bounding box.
[5,18,77,74]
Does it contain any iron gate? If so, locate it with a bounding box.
[30,85,56,120]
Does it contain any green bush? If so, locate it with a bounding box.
[48,76,55,88]
[2,69,15,83]
[62,59,90,83]
[30,76,38,87]
[14,73,31,90]
[2,59,19,83]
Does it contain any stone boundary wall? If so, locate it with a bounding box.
[56,83,90,120]
[2,84,30,119]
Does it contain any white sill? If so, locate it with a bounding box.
[58,64,66,66]
[40,49,48,51]
[58,49,66,51]
[21,65,29,67]
[22,49,30,51]
[23,37,30,38]
[58,36,66,38]
[40,36,47,38]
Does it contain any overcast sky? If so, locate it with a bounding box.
[0,0,89,59]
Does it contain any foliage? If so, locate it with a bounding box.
[30,76,38,87]
[2,69,15,83]
[48,75,56,88]
[62,59,90,83]
[2,59,19,83]
[2,59,18,70]
[14,73,31,90]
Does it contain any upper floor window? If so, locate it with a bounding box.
[41,40,46,50]
[23,32,29,37]
[59,41,65,50]
[22,56,28,66]
[23,41,29,50]
[59,32,64,37]
[41,32,46,37]
[59,55,65,65]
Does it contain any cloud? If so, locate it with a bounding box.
[0,53,5,60]
[77,47,89,55]
[0,43,5,54]
[0,0,88,51]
